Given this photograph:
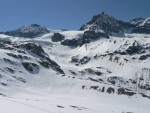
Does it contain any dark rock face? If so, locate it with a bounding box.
[70,56,79,63]
[61,30,109,48]
[70,56,91,65]
[79,68,102,76]
[39,60,51,68]
[6,53,30,60]
[83,68,98,75]
[12,76,26,83]
[88,77,100,82]
[38,58,65,75]
[126,45,143,55]
[139,54,150,60]
[0,24,50,38]
[3,58,17,65]
[61,39,79,48]
[79,56,91,65]
[101,87,105,92]
[117,88,136,96]
[80,31,109,46]
[107,87,115,94]
[113,50,127,55]
[15,43,48,58]
[85,84,138,97]
[138,84,150,90]
[107,77,116,84]
[90,86,99,90]
[141,93,150,99]
[83,31,109,40]
[4,67,15,74]
[22,62,40,74]
[39,58,65,75]
[51,33,65,42]
[69,70,77,75]
[107,76,132,86]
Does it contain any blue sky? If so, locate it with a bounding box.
[0,0,149,31]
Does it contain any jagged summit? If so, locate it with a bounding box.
[85,12,115,25]
[80,12,134,35]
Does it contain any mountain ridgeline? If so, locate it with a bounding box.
[0,12,150,46]
[80,12,150,35]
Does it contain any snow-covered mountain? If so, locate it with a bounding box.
[130,18,150,34]
[0,12,150,113]
[130,17,150,27]
[80,12,150,35]
[0,24,61,38]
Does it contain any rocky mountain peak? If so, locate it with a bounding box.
[86,12,115,25]
[80,12,134,35]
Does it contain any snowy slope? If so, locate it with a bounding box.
[0,31,150,113]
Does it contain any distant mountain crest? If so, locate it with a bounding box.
[0,12,150,38]
[130,18,150,27]
[0,24,50,38]
[130,17,150,34]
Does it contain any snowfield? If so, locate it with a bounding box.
[1,72,150,113]
[0,30,150,113]
[1,91,150,113]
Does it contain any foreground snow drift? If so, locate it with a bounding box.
[0,90,150,113]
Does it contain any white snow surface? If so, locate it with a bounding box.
[0,32,150,113]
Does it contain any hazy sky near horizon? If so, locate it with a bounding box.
[0,0,149,31]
